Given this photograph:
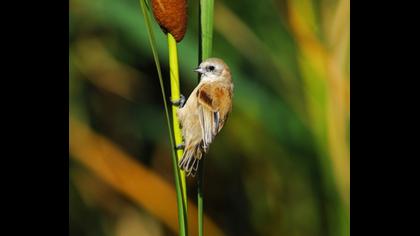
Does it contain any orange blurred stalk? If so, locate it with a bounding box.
[69,117,224,236]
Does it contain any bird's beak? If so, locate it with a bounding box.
[194,67,206,74]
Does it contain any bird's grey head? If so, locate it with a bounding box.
[194,58,231,81]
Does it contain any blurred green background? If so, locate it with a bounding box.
[69,0,349,235]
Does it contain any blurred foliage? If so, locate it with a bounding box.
[69,0,349,235]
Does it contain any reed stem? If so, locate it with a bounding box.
[168,33,188,209]
[138,1,188,235]
[198,1,214,235]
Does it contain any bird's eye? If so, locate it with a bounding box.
[207,65,215,71]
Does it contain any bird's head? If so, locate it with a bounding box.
[195,58,231,82]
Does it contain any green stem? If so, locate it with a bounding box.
[138,1,188,235]
[197,161,205,236]
[200,0,214,60]
[198,1,214,236]
[168,31,189,220]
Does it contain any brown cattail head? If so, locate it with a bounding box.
[151,0,188,42]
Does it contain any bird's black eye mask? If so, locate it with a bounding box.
[207,65,215,72]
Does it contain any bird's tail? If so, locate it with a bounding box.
[179,144,203,177]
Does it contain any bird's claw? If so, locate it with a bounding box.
[171,94,186,108]
[175,143,185,150]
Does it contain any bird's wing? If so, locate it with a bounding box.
[196,82,232,151]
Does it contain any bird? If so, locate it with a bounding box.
[173,58,233,177]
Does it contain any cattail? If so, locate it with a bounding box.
[151,0,188,42]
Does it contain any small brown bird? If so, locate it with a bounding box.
[174,58,233,177]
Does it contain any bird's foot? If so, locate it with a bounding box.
[175,143,185,150]
[171,94,186,108]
